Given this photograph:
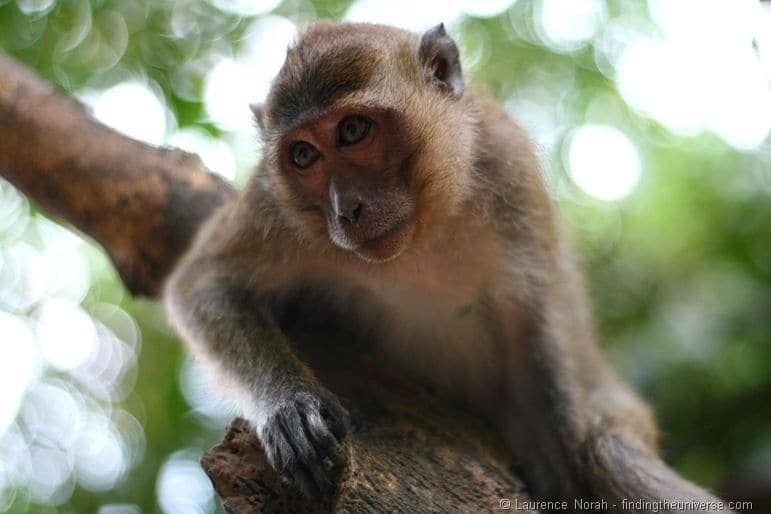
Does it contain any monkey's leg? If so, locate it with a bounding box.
[165,272,350,498]
[584,428,730,513]
[496,317,591,506]
[499,311,731,513]
[580,386,731,514]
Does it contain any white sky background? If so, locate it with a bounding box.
[1,1,770,512]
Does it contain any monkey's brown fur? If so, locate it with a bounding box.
[165,21,729,512]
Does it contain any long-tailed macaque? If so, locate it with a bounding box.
[164,21,729,512]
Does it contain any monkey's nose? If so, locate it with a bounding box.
[338,202,363,225]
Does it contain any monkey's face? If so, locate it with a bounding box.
[275,106,417,263]
[260,22,474,263]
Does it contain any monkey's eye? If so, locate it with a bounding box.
[289,141,320,169]
[338,115,371,146]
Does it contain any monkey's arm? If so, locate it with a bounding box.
[163,206,349,497]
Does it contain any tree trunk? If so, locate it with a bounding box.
[0,52,536,513]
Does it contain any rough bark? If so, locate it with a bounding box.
[0,52,535,512]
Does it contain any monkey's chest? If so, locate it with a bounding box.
[367,277,504,397]
[378,280,487,339]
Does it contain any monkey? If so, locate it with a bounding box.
[164,21,730,511]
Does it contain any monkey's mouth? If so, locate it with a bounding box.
[352,216,415,263]
[327,207,416,263]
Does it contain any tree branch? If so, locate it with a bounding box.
[0,52,535,513]
[0,53,234,296]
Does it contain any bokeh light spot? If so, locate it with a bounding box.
[460,0,517,19]
[28,446,74,505]
[170,129,237,182]
[21,380,84,449]
[346,0,463,32]
[35,298,98,371]
[614,0,771,149]
[0,313,41,431]
[204,16,297,132]
[156,451,215,514]
[566,124,641,201]
[15,0,56,15]
[207,0,282,17]
[82,81,170,145]
[98,504,142,514]
[73,413,127,491]
[179,356,233,425]
[537,0,606,51]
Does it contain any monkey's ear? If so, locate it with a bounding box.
[419,23,464,98]
[250,102,266,131]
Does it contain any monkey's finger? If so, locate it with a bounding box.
[321,400,350,441]
[276,421,322,498]
[302,407,347,468]
[261,419,290,471]
[263,417,319,496]
[279,407,331,494]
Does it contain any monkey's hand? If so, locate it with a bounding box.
[260,385,350,497]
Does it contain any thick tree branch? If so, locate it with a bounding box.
[0,52,534,512]
[0,53,234,296]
